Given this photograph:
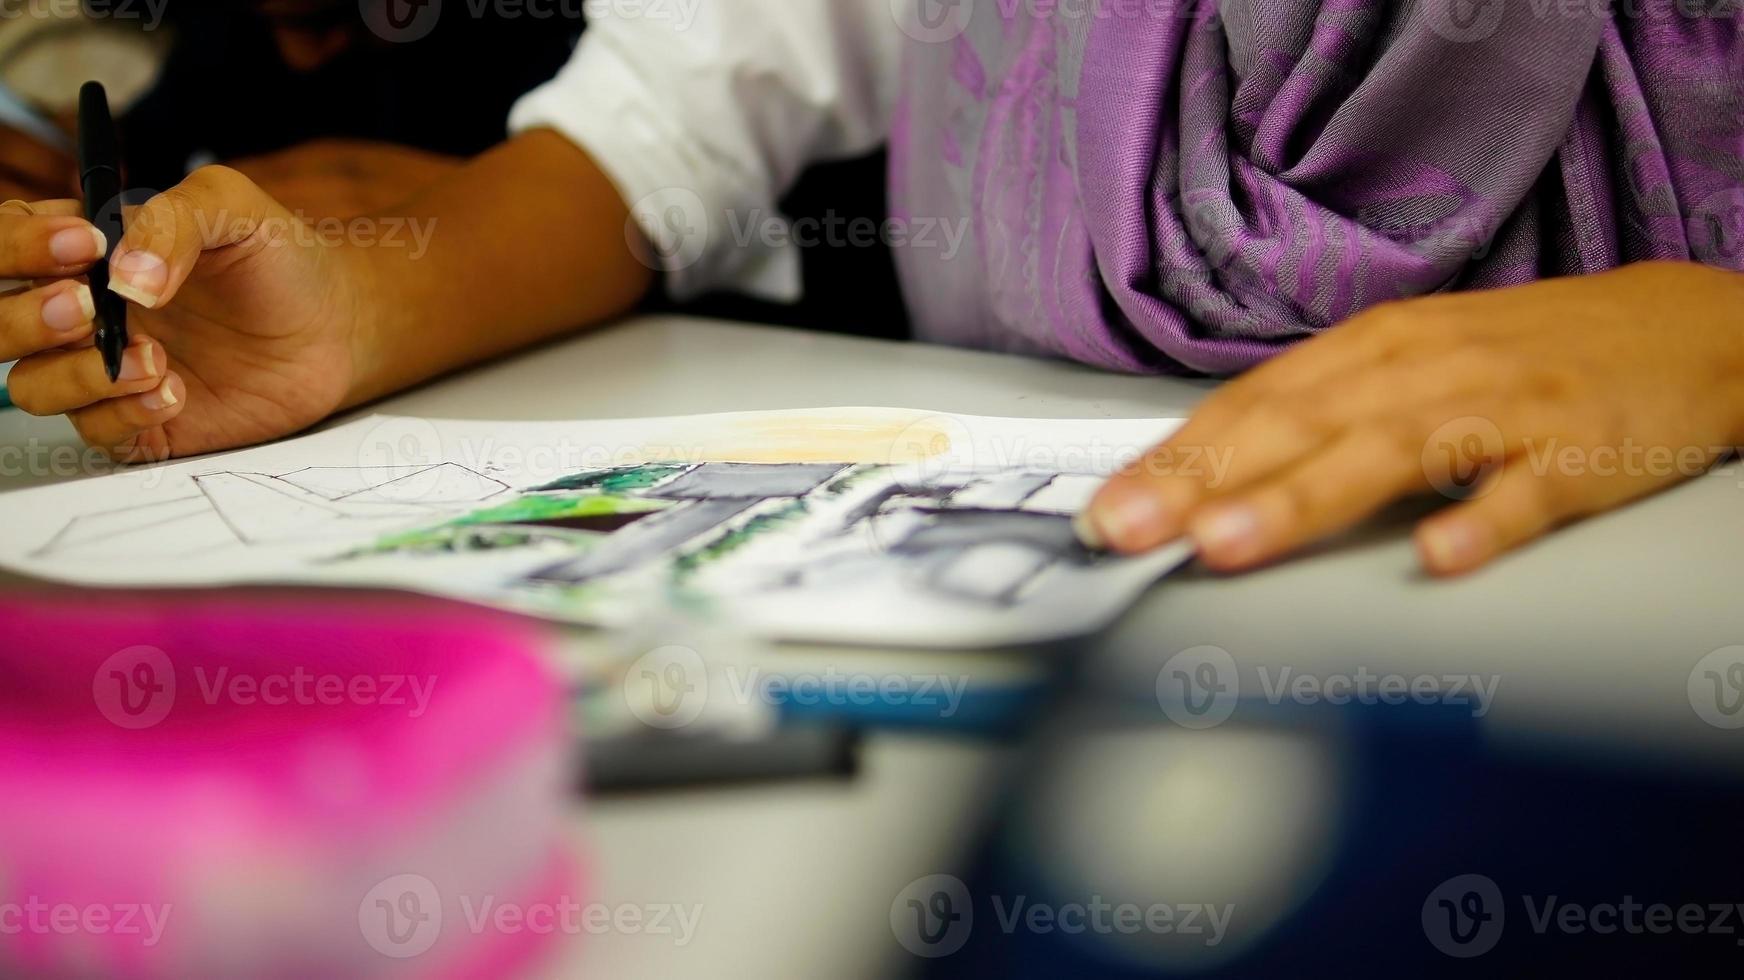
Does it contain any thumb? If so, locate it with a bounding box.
[107,165,289,310]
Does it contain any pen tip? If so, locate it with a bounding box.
[101,344,123,383]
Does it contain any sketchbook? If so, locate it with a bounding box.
[0,408,1192,646]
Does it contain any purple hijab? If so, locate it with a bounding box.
[888,0,1744,374]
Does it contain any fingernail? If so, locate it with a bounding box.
[110,251,168,308]
[50,225,106,265]
[1418,520,1484,573]
[1071,509,1106,550]
[42,283,96,332]
[140,376,180,411]
[1190,504,1261,562]
[118,339,159,383]
[1086,484,1174,550]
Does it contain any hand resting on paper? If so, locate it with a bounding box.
[1080,262,1744,577]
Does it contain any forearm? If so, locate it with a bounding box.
[342,129,653,406]
[229,140,464,219]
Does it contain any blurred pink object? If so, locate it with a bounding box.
[0,592,576,979]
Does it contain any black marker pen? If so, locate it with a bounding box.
[77,81,128,382]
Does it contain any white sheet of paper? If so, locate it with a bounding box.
[0,408,1192,646]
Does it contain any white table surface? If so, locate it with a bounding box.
[3,314,1739,977]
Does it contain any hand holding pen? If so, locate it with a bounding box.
[0,83,355,460]
[0,82,175,445]
[0,126,651,463]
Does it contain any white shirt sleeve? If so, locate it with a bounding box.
[508,0,906,303]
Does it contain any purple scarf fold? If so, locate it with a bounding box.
[889,0,1744,374]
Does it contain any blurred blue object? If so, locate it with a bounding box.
[906,685,1744,976]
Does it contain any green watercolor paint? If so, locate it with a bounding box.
[822,464,883,495]
[673,499,809,580]
[337,493,665,559]
[529,463,691,494]
[447,492,668,528]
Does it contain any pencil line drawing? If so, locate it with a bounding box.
[31,463,509,560]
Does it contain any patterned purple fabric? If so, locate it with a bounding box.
[888,0,1744,375]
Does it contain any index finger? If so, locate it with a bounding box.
[1075,301,1452,553]
[0,200,106,279]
